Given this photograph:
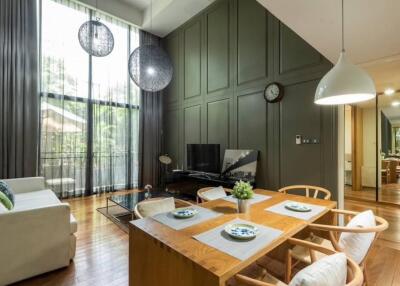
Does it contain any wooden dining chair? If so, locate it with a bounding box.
[197,187,233,203]
[232,238,363,286]
[381,160,390,184]
[288,209,388,285]
[278,185,331,200]
[134,197,193,219]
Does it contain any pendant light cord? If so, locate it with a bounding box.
[341,0,345,52]
[150,0,153,71]
[95,0,99,21]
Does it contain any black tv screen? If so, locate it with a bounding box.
[187,144,220,174]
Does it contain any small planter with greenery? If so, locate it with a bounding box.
[232,180,254,213]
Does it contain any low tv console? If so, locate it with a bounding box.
[165,170,255,199]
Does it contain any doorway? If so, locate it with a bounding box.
[343,91,400,205]
[344,101,377,202]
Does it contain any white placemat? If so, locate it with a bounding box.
[222,193,271,205]
[151,205,222,230]
[193,218,283,261]
[265,200,327,221]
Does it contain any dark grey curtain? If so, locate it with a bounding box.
[138,31,163,188]
[0,0,39,178]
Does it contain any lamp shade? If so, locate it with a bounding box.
[128,45,173,92]
[78,20,114,57]
[315,52,376,105]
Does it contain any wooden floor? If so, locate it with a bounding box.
[12,192,400,286]
[345,184,400,205]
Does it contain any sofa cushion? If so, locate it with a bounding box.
[13,189,61,212]
[70,214,78,234]
[339,210,376,264]
[12,189,77,234]
[0,202,7,213]
[70,234,77,259]
[0,180,14,205]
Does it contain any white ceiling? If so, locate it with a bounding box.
[256,0,400,96]
[78,0,215,36]
[84,0,400,97]
[256,0,400,65]
[112,0,216,37]
[120,0,150,11]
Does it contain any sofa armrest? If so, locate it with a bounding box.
[0,203,71,285]
[3,177,46,194]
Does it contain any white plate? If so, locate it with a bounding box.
[171,208,198,219]
[224,223,259,240]
[284,202,312,212]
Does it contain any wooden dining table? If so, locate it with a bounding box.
[129,189,337,286]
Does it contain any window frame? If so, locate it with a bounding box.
[39,1,140,195]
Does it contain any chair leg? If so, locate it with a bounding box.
[363,266,368,286]
[285,249,292,284]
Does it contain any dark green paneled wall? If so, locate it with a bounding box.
[162,0,338,198]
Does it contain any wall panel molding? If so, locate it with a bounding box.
[207,99,230,161]
[163,0,337,195]
[206,0,230,95]
[184,20,202,99]
[164,33,180,105]
[236,0,269,87]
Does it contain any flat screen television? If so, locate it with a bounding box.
[186,144,220,174]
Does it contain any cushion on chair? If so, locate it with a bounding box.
[137,197,175,218]
[289,253,347,286]
[339,210,376,264]
[201,186,227,201]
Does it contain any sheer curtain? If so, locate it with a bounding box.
[91,12,140,193]
[40,0,139,198]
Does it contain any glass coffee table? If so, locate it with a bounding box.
[106,190,172,221]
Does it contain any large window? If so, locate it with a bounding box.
[40,0,139,197]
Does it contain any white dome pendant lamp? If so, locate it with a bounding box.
[314,0,376,105]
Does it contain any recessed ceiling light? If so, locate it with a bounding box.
[392,101,400,107]
[384,88,395,96]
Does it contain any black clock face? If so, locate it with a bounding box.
[264,83,283,103]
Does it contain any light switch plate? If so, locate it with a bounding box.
[296,135,302,145]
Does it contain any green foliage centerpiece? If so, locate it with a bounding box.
[232,180,254,213]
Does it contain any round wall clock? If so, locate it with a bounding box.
[264,82,283,103]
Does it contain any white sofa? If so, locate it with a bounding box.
[0,177,77,286]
